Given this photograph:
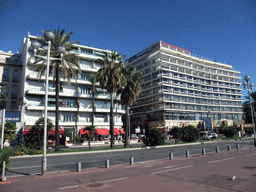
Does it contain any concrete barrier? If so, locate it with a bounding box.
[105,160,109,168]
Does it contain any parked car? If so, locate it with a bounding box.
[203,133,218,140]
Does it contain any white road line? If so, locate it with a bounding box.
[46,170,105,178]
[151,165,177,171]
[59,185,79,190]
[207,157,235,164]
[151,165,193,174]
[103,177,128,183]
[246,153,256,156]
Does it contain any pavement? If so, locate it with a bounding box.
[1,139,256,192]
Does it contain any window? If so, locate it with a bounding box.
[63,113,75,122]
[11,85,18,99]
[80,60,93,68]
[11,101,16,109]
[12,70,19,82]
[2,69,9,81]
[80,86,91,94]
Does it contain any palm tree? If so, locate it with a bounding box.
[119,66,142,147]
[82,125,96,150]
[88,73,97,126]
[31,28,80,151]
[243,91,256,123]
[96,51,124,148]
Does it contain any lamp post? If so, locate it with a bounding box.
[31,30,66,175]
[242,75,256,147]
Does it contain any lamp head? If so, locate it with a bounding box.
[249,83,254,90]
[242,82,247,89]
[244,75,250,82]
[57,46,66,59]
[31,41,40,55]
[44,31,55,42]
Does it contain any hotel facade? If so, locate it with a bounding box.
[18,33,125,136]
[127,41,243,133]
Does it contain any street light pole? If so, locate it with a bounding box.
[31,30,65,174]
[243,76,256,147]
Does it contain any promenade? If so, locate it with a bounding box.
[1,140,256,192]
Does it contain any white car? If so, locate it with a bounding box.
[203,133,218,140]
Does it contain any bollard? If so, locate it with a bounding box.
[228,145,231,151]
[216,147,219,153]
[105,160,109,168]
[236,144,240,150]
[77,162,81,172]
[130,157,134,165]
[169,152,173,160]
[202,148,205,155]
[186,150,189,157]
[1,161,6,181]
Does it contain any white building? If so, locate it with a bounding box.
[19,33,125,135]
[127,41,243,133]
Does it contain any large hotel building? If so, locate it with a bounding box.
[127,41,243,133]
[17,33,125,136]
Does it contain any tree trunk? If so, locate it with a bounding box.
[89,135,91,150]
[92,88,95,126]
[110,92,115,148]
[55,62,60,151]
[124,104,129,147]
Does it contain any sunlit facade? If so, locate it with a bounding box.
[19,33,125,135]
[127,41,243,133]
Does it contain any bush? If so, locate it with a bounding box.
[75,137,86,143]
[169,126,183,143]
[0,148,11,172]
[244,127,254,134]
[223,127,237,138]
[182,125,199,142]
[144,128,165,146]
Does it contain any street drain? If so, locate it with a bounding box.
[243,166,256,170]
[87,183,104,188]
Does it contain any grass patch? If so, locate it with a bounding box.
[221,136,245,140]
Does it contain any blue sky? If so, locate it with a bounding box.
[0,0,255,98]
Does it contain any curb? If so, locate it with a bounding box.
[10,137,252,159]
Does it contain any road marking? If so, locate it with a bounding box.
[59,185,79,190]
[151,165,177,171]
[103,177,128,183]
[207,157,235,164]
[151,165,193,174]
[246,153,256,156]
[46,169,105,178]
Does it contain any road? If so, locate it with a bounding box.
[6,138,254,177]
[1,140,256,192]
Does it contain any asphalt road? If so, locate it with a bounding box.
[2,141,256,192]
[6,138,254,178]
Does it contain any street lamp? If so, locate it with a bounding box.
[31,30,66,175]
[242,75,256,147]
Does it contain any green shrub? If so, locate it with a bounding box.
[223,127,237,138]
[144,128,165,146]
[169,126,183,143]
[182,125,199,142]
[75,137,86,143]
[0,148,11,172]
[244,127,254,134]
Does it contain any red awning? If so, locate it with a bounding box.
[114,128,120,135]
[119,129,125,134]
[48,129,64,135]
[23,129,30,135]
[23,129,64,135]
[79,129,89,135]
[96,129,110,135]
